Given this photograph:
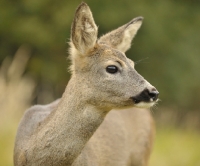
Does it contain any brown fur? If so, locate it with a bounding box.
[14,2,158,166]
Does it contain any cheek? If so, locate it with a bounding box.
[93,70,134,98]
[106,80,131,98]
[92,77,121,97]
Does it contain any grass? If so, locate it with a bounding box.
[0,46,35,166]
[150,128,200,166]
[0,125,16,166]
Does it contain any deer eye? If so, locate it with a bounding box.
[106,65,118,74]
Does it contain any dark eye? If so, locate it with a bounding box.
[106,65,118,74]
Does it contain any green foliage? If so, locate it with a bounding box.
[1,0,200,109]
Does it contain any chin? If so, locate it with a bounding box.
[134,101,156,108]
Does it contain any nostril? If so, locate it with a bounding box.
[148,90,159,101]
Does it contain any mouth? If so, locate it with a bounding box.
[131,88,159,108]
[132,98,158,104]
[132,98,158,108]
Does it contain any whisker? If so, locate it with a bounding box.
[134,57,149,65]
[150,99,161,113]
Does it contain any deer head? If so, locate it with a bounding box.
[69,2,159,110]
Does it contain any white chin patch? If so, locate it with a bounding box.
[134,102,155,108]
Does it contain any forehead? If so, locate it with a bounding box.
[95,44,128,62]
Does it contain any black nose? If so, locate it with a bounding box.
[131,88,159,104]
[148,89,159,101]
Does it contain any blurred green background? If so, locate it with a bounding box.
[1,0,200,165]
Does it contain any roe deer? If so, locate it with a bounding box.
[14,2,159,166]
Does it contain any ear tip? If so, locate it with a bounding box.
[132,16,144,23]
[75,2,91,16]
[80,2,88,7]
[125,16,143,29]
[78,2,89,9]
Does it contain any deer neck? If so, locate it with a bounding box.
[27,76,109,165]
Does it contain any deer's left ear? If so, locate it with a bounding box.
[71,2,98,55]
[98,17,143,53]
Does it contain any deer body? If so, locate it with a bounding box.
[14,3,158,166]
[72,108,154,166]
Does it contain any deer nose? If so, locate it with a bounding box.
[131,88,159,104]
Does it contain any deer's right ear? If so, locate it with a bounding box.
[71,2,98,55]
